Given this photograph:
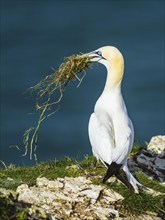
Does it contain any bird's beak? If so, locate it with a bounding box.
[83,51,106,62]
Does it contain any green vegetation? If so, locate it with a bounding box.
[0,157,81,190]
[0,156,165,219]
[129,144,143,156]
[110,180,165,217]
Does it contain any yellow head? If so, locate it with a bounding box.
[87,46,124,88]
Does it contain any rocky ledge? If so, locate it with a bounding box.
[128,135,165,183]
[16,176,123,220]
[0,135,165,220]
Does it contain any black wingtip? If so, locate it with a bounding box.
[102,162,122,184]
[115,169,135,191]
[102,162,138,192]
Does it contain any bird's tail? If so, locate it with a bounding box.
[103,163,142,193]
[102,162,122,183]
[117,164,142,193]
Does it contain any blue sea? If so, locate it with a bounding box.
[1,0,164,166]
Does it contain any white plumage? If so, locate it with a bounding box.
[87,46,142,193]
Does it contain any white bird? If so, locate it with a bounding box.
[87,46,142,193]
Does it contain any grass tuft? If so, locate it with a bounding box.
[136,172,165,193]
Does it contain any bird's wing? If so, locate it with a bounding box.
[88,113,114,165]
[89,113,134,166]
[111,118,134,164]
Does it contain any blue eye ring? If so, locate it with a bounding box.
[95,51,102,57]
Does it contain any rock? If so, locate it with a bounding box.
[79,184,103,200]
[155,157,165,171]
[109,208,119,218]
[16,184,39,204]
[36,177,48,187]
[102,188,124,202]
[55,191,80,203]
[95,207,113,219]
[17,183,57,205]
[136,153,154,166]
[127,157,139,173]
[64,176,91,193]
[130,151,165,182]
[135,150,165,182]
[15,176,126,220]
[128,135,165,182]
[36,177,64,189]
[147,135,165,155]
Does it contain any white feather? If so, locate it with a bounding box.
[89,89,134,165]
[87,46,141,192]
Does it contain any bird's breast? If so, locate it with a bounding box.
[94,91,133,142]
[94,91,127,118]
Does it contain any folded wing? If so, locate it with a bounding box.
[88,113,114,165]
[88,113,133,166]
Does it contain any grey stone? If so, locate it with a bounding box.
[155,157,165,171]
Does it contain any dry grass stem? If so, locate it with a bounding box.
[23,53,93,160]
[28,54,92,109]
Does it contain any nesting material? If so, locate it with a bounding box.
[30,54,92,109]
[55,54,92,87]
[23,53,93,160]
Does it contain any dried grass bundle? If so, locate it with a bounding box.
[23,53,93,160]
[29,54,92,109]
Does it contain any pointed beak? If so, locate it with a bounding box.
[84,51,106,62]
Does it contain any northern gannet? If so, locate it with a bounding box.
[87,46,142,193]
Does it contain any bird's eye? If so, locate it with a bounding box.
[95,51,102,56]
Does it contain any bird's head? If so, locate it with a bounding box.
[86,46,124,87]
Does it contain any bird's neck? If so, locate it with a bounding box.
[104,60,124,91]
